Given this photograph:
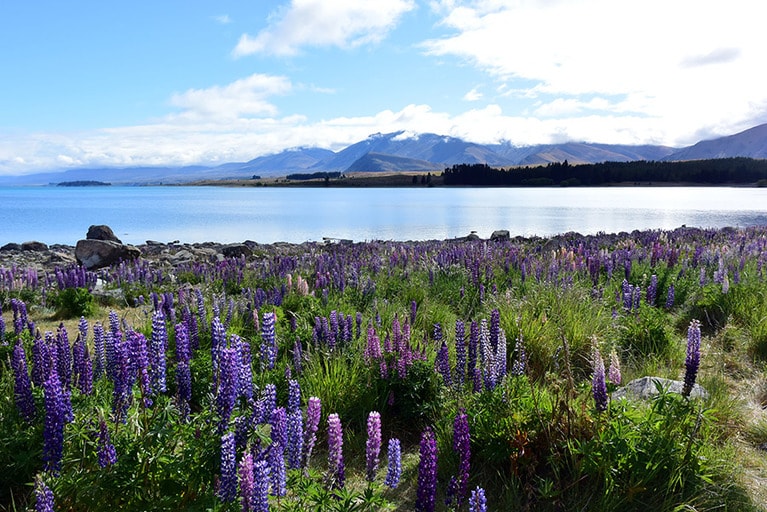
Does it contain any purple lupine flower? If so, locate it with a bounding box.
[468,321,479,391]
[260,311,277,370]
[364,326,382,363]
[287,379,301,414]
[128,330,152,408]
[55,325,72,389]
[356,311,363,339]
[416,427,438,512]
[216,347,240,432]
[108,310,120,337]
[608,350,622,386]
[150,311,168,394]
[647,274,658,306]
[253,459,271,512]
[665,283,675,309]
[195,288,206,332]
[286,409,304,470]
[303,396,321,469]
[683,319,702,397]
[489,309,501,351]
[469,486,487,512]
[112,336,132,423]
[268,443,286,497]
[292,338,303,375]
[270,407,287,448]
[0,314,5,345]
[365,411,382,482]
[435,340,451,386]
[384,438,401,489]
[262,384,277,419]
[327,413,345,489]
[453,410,471,506]
[31,333,50,387]
[479,320,497,391]
[75,339,93,395]
[433,323,443,343]
[34,475,55,512]
[410,300,417,325]
[97,420,117,468]
[11,298,28,336]
[42,368,65,475]
[218,432,237,503]
[211,316,226,383]
[455,319,466,387]
[92,322,105,380]
[11,343,36,423]
[238,338,254,401]
[239,452,255,512]
[592,347,608,412]
[104,329,118,382]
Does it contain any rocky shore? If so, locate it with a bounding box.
[0,225,514,273]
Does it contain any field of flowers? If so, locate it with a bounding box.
[2,226,767,511]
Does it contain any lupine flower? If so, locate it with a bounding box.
[216,347,239,432]
[286,410,304,470]
[34,475,55,512]
[292,338,303,374]
[385,438,402,489]
[268,444,286,497]
[128,330,152,408]
[174,322,192,419]
[11,343,36,423]
[410,300,417,325]
[150,311,167,394]
[453,411,471,506]
[646,274,658,306]
[253,459,271,512]
[327,413,345,489]
[665,283,675,309]
[218,432,237,503]
[592,346,608,413]
[0,314,5,345]
[239,452,255,512]
[31,333,50,387]
[489,309,501,351]
[683,319,702,397]
[235,336,253,401]
[511,335,527,376]
[416,427,438,512]
[55,325,72,389]
[468,321,479,391]
[365,411,382,482]
[112,336,132,423]
[287,379,301,414]
[42,368,65,475]
[262,384,277,419]
[75,340,93,395]
[608,350,622,386]
[260,311,277,370]
[211,316,226,382]
[455,319,466,386]
[469,486,487,512]
[435,340,452,386]
[97,420,117,468]
[270,407,287,448]
[92,322,105,380]
[303,396,321,469]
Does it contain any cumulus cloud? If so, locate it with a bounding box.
[463,87,483,101]
[423,0,767,145]
[168,73,292,121]
[232,0,416,57]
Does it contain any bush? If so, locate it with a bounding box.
[51,287,96,319]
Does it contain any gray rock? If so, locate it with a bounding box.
[75,239,140,269]
[1,242,21,251]
[612,376,709,401]
[490,230,510,241]
[222,243,252,258]
[86,224,122,243]
[21,241,49,251]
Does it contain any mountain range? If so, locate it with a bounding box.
[4,123,767,185]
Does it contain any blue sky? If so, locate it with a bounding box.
[1,0,765,175]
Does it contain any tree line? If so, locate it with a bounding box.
[442,158,767,186]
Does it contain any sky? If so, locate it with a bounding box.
[1,0,766,175]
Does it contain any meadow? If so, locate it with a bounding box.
[2,226,767,511]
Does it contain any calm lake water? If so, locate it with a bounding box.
[2,186,767,246]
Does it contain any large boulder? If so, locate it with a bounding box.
[490,230,510,241]
[75,239,140,269]
[612,376,709,401]
[0,242,21,251]
[221,243,252,259]
[21,241,49,251]
[86,224,122,243]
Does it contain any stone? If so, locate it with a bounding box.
[86,224,122,243]
[0,242,21,251]
[490,230,510,241]
[21,241,49,251]
[611,376,709,401]
[221,243,252,258]
[75,239,140,269]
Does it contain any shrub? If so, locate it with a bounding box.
[51,287,96,319]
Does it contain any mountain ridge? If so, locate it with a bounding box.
[2,123,767,185]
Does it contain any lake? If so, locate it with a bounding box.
[2,186,767,246]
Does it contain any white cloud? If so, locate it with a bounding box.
[232,0,416,57]
[423,0,767,146]
[463,86,483,101]
[214,14,231,24]
[168,74,292,121]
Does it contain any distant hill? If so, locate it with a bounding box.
[2,123,767,185]
[664,123,767,161]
